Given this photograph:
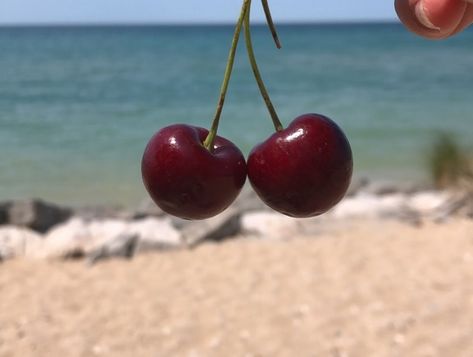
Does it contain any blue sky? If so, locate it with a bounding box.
[0,0,397,25]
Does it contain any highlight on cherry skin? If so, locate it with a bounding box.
[247,113,353,218]
[141,124,247,220]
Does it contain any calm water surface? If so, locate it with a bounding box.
[0,24,472,206]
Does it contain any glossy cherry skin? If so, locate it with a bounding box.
[142,124,247,220]
[248,114,353,218]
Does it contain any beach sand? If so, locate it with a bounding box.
[1,218,472,356]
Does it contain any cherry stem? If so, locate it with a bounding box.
[261,0,282,49]
[204,0,251,151]
[244,0,284,132]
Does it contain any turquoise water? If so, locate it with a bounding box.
[1,24,472,206]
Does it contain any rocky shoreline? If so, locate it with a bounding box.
[1,180,472,264]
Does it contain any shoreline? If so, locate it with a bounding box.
[1,178,471,263]
[0,175,434,212]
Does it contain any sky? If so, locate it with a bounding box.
[0,0,397,25]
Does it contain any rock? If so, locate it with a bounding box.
[0,226,43,261]
[37,218,144,260]
[87,233,139,265]
[241,211,302,239]
[0,201,11,225]
[179,206,243,248]
[74,204,129,221]
[331,193,407,219]
[431,191,473,222]
[402,182,434,194]
[86,217,181,263]
[127,217,182,252]
[360,181,432,196]
[7,199,72,233]
[132,198,165,219]
[407,191,449,213]
[464,192,473,218]
[380,206,423,227]
[346,177,369,197]
[230,184,268,212]
[360,181,401,196]
[87,219,129,245]
[38,218,91,259]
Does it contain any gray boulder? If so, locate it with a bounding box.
[331,193,407,219]
[360,181,431,196]
[39,218,91,259]
[407,191,449,213]
[7,199,72,233]
[132,198,165,219]
[0,201,10,225]
[127,217,182,252]
[359,181,402,196]
[230,184,269,213]
[74,204,129,221]
[241,211,302,240]
[432,191,473,222]
[346,177,369,197]
[0,226,43,261]
[86,218,182,264]
[178,206,243,248]
[38,218,131,260]
[87,219,129,245]
[87,233,139,265]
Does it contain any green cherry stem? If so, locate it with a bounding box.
[261,0,282,49]
[204,0,251,151]
[244,0,284,132]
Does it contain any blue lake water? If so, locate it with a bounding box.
[0,24,472,206]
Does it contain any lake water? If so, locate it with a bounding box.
[0,24,472,206]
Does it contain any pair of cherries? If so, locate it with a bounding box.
[141,113,353,220]
[141,0,353,220]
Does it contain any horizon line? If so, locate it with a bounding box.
[0,19,399,28]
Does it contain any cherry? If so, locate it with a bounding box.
[247,114,353,218]
[141,124,247,220]
[242,9,353,217]
[141,0,251,220]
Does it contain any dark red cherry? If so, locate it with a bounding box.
[141,124,247,220]
[247,113,353,218]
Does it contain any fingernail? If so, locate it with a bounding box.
[415,1,441,30]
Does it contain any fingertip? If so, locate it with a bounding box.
[395,0,470,39]
[421,0,466,32]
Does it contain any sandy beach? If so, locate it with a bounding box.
[1,217,472,357]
